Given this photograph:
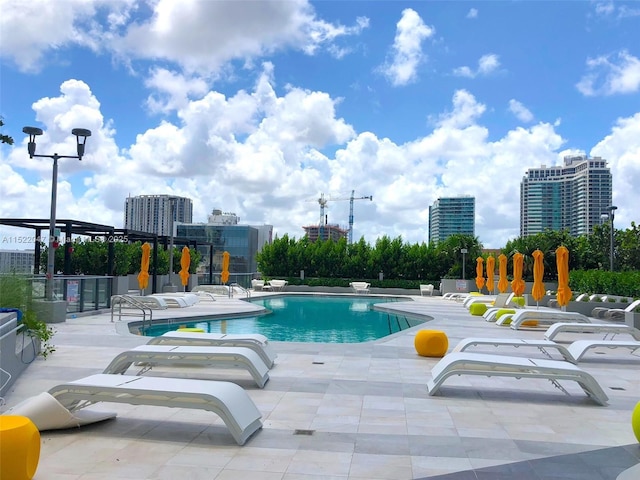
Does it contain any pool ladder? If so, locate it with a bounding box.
[110,294,154,331]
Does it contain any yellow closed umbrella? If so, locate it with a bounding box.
[221,251,230,284]
[179,246,191,290]
[556,246,572,308]
[486,255,495,294]
[511,253,525,297]
[531,249,546,307]
[137,242,151,293]
[497,254,509,293]
[475,257,485,292]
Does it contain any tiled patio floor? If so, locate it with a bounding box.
[2,293,639,479]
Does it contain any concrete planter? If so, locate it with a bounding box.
[112,276,130,295]
[625,311,640,329]
[32,299,67,324]
[565,301,628,317]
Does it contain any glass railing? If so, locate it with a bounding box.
[196,272,256,289]
[29,275,113,313]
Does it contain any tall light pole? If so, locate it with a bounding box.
[23,126,91,301]
[608,205,617,271]
[461,248,468,279]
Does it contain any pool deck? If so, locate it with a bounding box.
[2,292,639,479]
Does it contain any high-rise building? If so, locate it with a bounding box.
[0,249,35,273]
[428,196,475,243]
[520,155,612,237]
[124,195,193,236]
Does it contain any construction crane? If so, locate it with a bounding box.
[310,190,373,243]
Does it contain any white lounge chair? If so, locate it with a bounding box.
[426,352,608,405]
[349,282,370,294]
[591,299,640,320]
[148,331,277,368]
[566,340,640,362]
[442,292,469,301]
[103,345,270,388]
[496,309,590,329]
[420,284,434,296]
[192,285,231,296]
[7,374,262,445]
[544,323,640,342]
[152,293,200,306]
[251,279,265,291]
[462,294,498,308]
[452,337,576,363]
[266,279,287,291]
[122,295,169,309]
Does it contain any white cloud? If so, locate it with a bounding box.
[594,1,640,19]
[590,113,640,227]
[453,54,501,78]
[380,9,435,86]
[3,72,637,250]
[508,99,534,123]
[467,8,478,19]
[113,0,368,75]
[145,68,209,114]
[0,0,135,73]
[0,0,367,76]
[576,50,640,96]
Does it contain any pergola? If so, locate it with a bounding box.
[0,218,216,293]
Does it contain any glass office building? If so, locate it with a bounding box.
[428,196,475,243]
[177,224,260,276]
[520,155,612,237]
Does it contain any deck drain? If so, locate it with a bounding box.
[294,429,315,436]
[312,361,325,365]
[610,387,626,391]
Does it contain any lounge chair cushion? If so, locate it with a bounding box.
[414,330,448,357]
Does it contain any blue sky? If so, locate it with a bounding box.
[1,0,639,249]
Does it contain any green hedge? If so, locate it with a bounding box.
[569,270,640,298]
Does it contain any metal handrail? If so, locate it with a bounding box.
[230,283,251,298]
[110,294,153,330]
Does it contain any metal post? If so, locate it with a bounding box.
[461,248,468,279]
[167,199,175,288]
[46,155,59,301]
[609,206,617,271]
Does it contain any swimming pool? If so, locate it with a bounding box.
[141,295,427,343]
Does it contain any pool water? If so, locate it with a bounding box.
[142,295,426,343]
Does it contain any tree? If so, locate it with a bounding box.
[0,118,14,145]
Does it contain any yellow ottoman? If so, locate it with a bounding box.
[469,303,488,316]
[0,415,40,480]
[632,401,640,443]
[414,330,448,357]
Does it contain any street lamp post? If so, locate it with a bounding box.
[608,205,617,271]
[461,248,468,279]
[23,126,91,301]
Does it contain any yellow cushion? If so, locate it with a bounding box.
[414,330,448,357]
[177,327,204,333]
[513,297,526,307]
[632,401,640,443]
[469,303,488,316]
[495,309,516,319]
[0,415,40,480]
[521,320,539,327]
